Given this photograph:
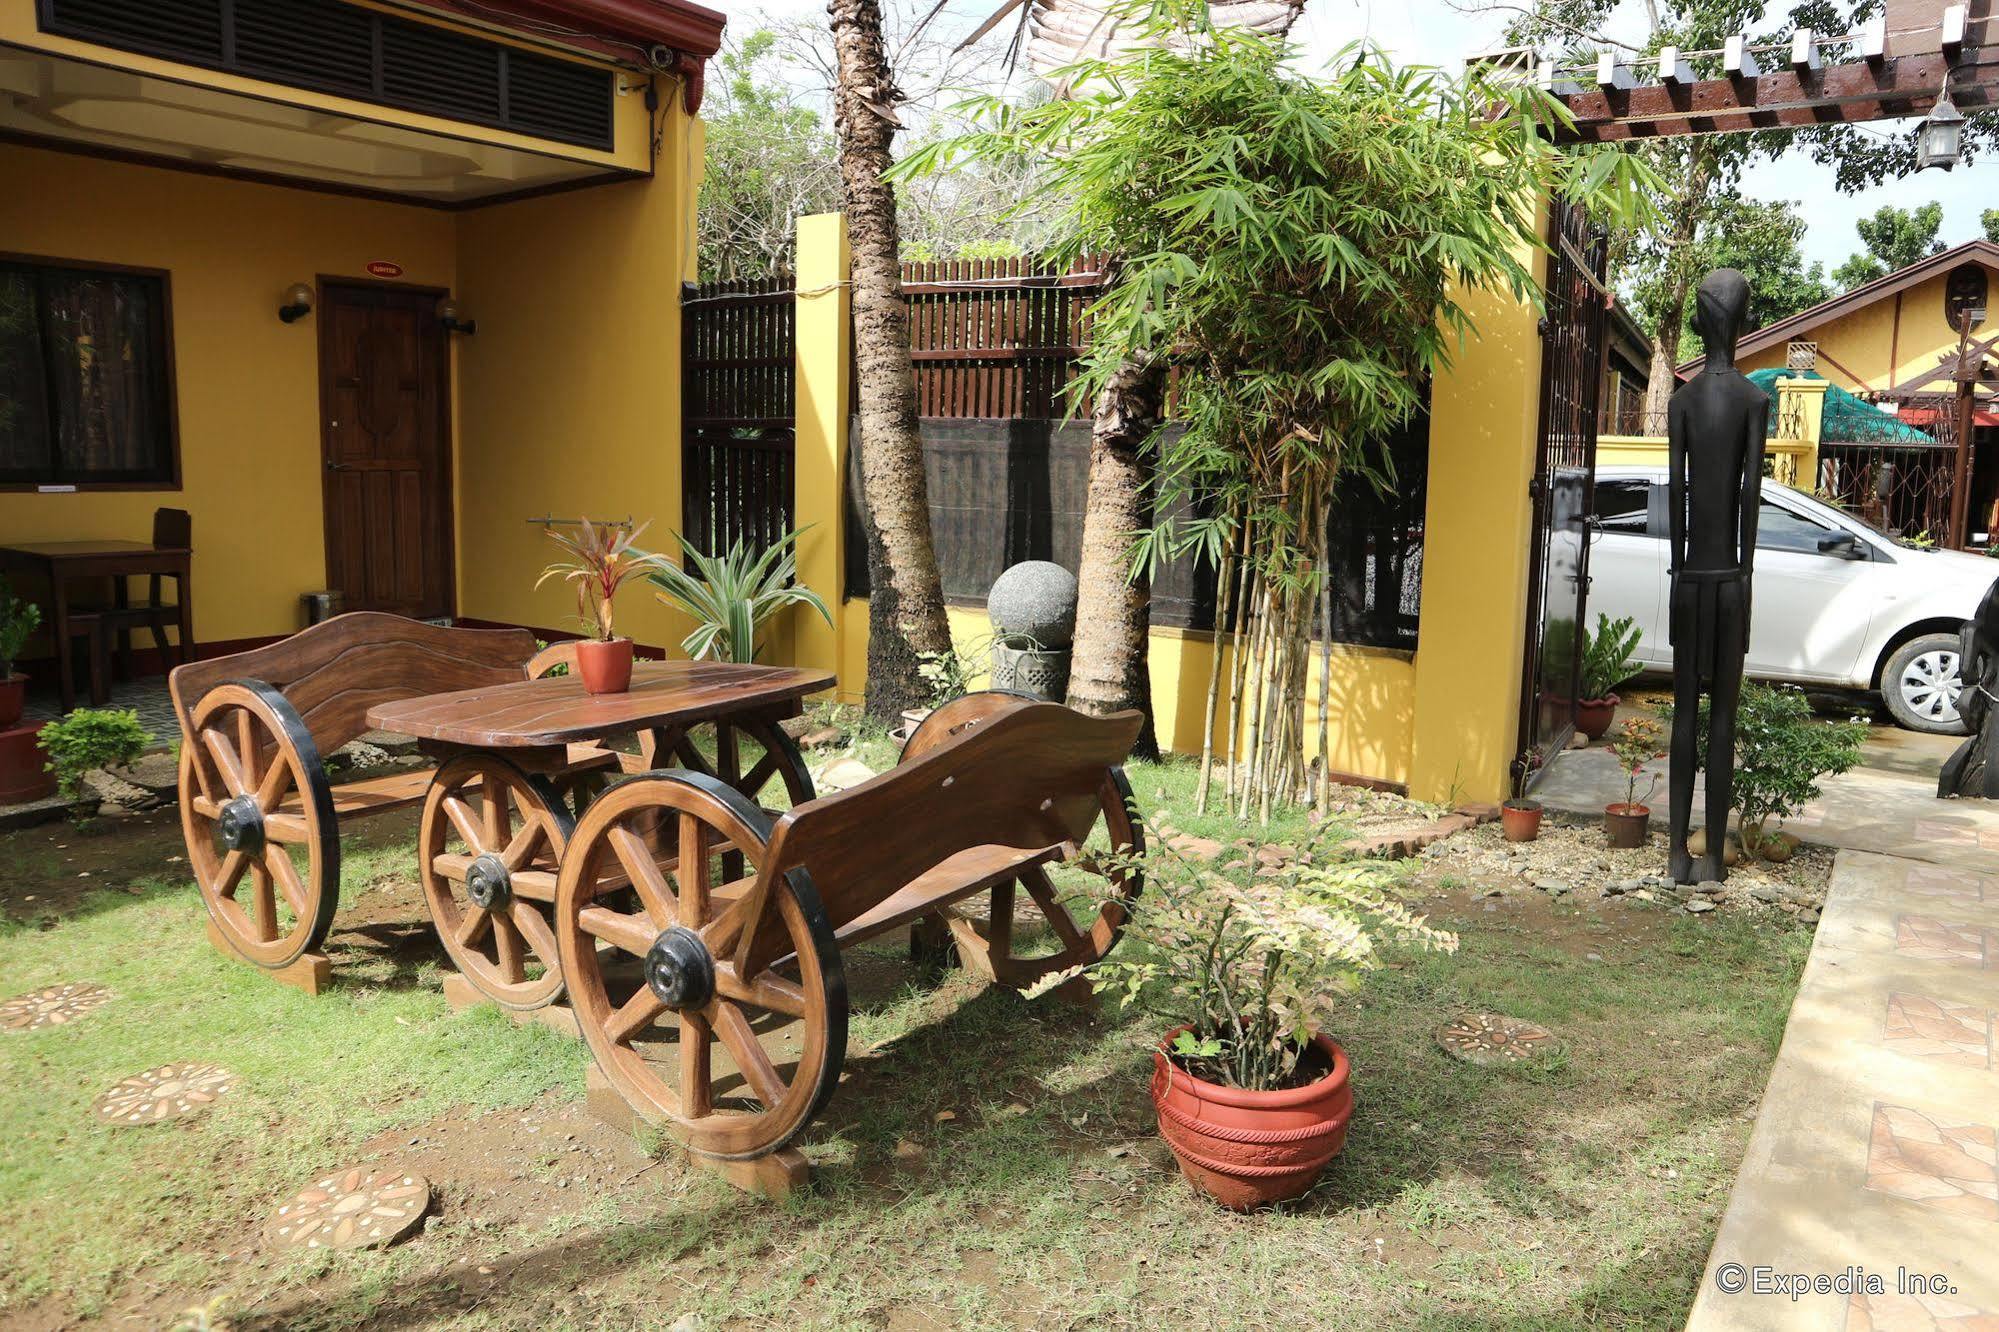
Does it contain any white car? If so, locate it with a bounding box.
[1584,465,1999,733]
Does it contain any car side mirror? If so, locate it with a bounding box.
[1817,533,1866,560]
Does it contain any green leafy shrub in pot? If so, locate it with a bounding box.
[40,707,155,803]
[646,527,831,664]
[1663,684,1867,856]
[0,577,39,681]
[1580,614,1642,701]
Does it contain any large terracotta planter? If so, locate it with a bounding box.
[575,638,635,695]
[0,673,24,729]
[0,720,55,805]
[1575,693,1619,741]
[1150,1029,1353,1210]
[1605,802,1651,849]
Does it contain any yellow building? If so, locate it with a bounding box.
[0,0,723,655]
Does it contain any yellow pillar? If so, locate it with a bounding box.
[793,213,851,677]
[1405,209,1550,806]
[1774,376,1827,490]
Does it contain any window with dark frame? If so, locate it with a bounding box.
[0,258,176,488]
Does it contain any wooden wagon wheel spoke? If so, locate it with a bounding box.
[181,683,338,972]
[740,750,782,799]
[555,772,845,1160]
[419,755,572,1011]
[610,826,679,926]
[577,905,655,956]
[672,738,716,778]
[1019,865,1087,950]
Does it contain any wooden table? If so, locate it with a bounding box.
[366,659,835,764]
[0,539,193,713]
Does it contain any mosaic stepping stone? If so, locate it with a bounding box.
[1435,1013,1557,1065]
[92,1063,236,1125]
[268,1167,430,1252]
[1862,1103,1999,1223]
[1,982,111,1032]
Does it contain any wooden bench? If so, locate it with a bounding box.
[546,691,1146,1185]
[171,612,596,992]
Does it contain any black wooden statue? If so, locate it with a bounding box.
[1939,577,1999,799]
[1666,269,1767,884]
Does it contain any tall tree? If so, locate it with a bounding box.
[827,0,953,722]
[1984,209,1999,245]
[699,30,842,280]
[1633,193,1831,358]
[1831,202,1947,290]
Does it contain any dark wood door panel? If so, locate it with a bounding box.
[318,282,454,620]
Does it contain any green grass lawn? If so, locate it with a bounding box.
[0,750,1809,1331]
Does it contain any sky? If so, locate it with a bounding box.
[732,0,1997,270]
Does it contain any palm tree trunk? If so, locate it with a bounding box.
[829,0,951,722]
[1065,350,1166,757]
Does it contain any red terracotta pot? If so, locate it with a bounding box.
[1605,802,1651,849]
[0,720,55,805]
[1150,1028,1353,1210]
[0,674,24,729]
[575,637,635,694]
[1501,799,1542,843]
[1575,693,1620,741]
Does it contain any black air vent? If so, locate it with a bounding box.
[39,0,225,64]
[40,0,616,151]
[233,0,373,100]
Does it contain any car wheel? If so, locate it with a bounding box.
[1882,633,1967,734]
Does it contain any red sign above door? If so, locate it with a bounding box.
[365,261,404,279]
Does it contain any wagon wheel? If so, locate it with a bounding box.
[902,690,1034,761]
[420,755,575,1011]
[641,716,814,881]
[177,681,339,969]
[947,769,1145,990]
[554,772,846,1160]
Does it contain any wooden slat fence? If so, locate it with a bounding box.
[901,256,1106,420]
[681,275,796,559]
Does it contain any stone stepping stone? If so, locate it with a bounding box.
[92,1063,235,1125]
[1435,1013,1557,1066]
[1,982,111,1032]
[268,1167,430,1252]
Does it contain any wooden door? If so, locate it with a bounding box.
[318,282,454,619]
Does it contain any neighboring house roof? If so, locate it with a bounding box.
[1676,238,1999,375]
[1606,299,1653,378]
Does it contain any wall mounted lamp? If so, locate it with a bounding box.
[278,283,314,323]
[437,297,478,336]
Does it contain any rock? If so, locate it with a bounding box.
[1685,898,1716,913]
[1750,884,1784,903]
[1759,836,1796,864]
[799,726,846,750]
[813,757,877,793]
[668,1316,705,1332]
[987,561,1080,647]
[1534,879,1571,895]
[1692,880,1724,897]
[84,767,161,813]
[1687,827,1742,866]
[1798,907,1821,924]
[1606,879,1641,896]
[108,751,180,799]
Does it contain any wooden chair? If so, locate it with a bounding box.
[67,507,192,691]
[549,691,1146,1179]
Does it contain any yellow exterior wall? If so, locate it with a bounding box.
[0,141,456,646]
[454,116,708,654]
[1739,270,1989,395]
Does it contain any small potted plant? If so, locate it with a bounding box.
[0,578,41,728]
[1500,797,1542,842]
[646,527,830,663]
[39,706,153,820]
[1060,832,1456,1209]
[1603,716,1665,849]
[536,520,666,694]
[1577,613,1641,741]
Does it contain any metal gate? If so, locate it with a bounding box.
[681,276,797,559]
[1516,199,1610,790]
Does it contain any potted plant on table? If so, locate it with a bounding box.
[1577,613,1641,741]
[645,528,830,663]
[536,520,667,694]
[0,578,42,728]
[1062,837,1456,1209]
[1603,716,1666,849]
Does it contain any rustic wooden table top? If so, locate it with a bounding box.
[365,660,836,747]
[0,539,189,562]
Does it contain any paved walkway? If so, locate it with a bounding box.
[1532,741,1999,1329]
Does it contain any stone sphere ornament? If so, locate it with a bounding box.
[1435,1013,1557,1066]
[1,981,112,1032]
[987,561,1079,648]
[93,1063,236,1125]
[268,1166,431,1252]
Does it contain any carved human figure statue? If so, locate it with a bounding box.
[1666,269,1767,884]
